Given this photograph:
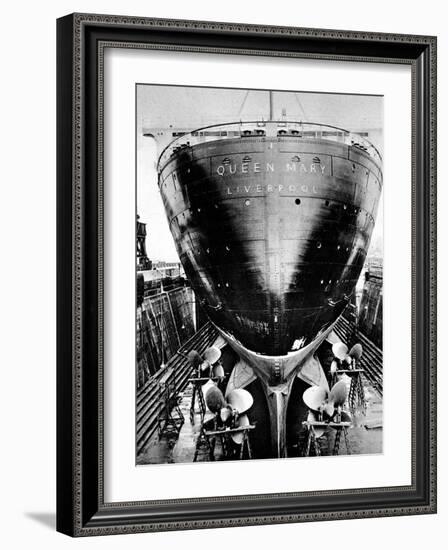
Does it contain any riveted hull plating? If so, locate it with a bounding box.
[158,135,382,360]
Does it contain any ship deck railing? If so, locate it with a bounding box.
[157,120,382,170]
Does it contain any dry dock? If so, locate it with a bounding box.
[137,311,383,464]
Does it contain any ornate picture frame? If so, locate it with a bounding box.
[56,13,437,536]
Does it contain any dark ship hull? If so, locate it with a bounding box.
[157,121,382,456]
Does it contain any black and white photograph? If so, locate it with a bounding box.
[0,0,441,545]
[136,85,383,464]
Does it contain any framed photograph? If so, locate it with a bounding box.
[57,13,437,536]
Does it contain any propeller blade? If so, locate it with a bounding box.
[226,388,254,414]
[219,406,232,423]
[203,346,222,365]
[330,359,338,375]
[323,401,335,419]
[212,364,225,378]
[307,411,325,438]
[332,342,348,360]
[205,385,226,413]
[199,360,212,379]
[348,343,363,360]
[303,385,328,412]
[187,350,203,368]
[329,379,348,407]
[231,414,250,444]
[201,378,215,400]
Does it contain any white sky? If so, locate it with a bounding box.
[136,85,383,263]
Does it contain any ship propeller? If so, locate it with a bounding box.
[303,379,348,420]
[332,341,363,363]
[200,346,224,378]
[332,341,363,368]
[225,388,253,443]
[303,385,328,412]
[205,385,254,444]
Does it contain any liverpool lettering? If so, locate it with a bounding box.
[226,184,320,195]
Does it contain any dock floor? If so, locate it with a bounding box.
[137,375,382,464]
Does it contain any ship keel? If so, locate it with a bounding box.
[262,381,295,458]
[217,320,336,458]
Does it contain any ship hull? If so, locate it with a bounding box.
[159,136,382,361]
[158,131,382,458]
